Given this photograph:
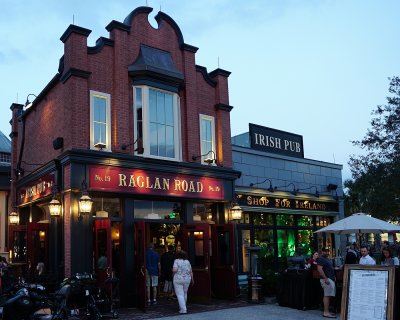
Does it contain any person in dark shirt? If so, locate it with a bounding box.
[344,244,358,264]
[317,248,336,318]
[161,245,175,297]
[146,243,160,304]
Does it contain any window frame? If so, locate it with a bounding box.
[199,114,216,165]
[133,86,182,161]
[90,90,111,152]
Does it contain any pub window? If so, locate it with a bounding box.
[193,203,214,222]
[276,214,294,226]
[297,229,314,256]
[239,229,251,273]
[90,90,111,151]
[91,197,120,218]
[316,216,331,227]
[134,200,182,220]
[187,230,205,267]
[0,152,10,164]
[253,213,273,225]
[133,86,181,160]
[254,228,275,266]
[297,215,313,227]
[199,114,216,165]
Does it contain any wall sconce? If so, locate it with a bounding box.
[94,142,106,151]
[230,198,243,221]
[192,150,216,165]
[250,178,274,192]
[298,185,319,197]
[79,180,93,218]
[327,183,338,191]
[15,167,25,177]
[48,185,62,217]
[121,137,144,153]
[25,93,37,109]
[312,186,319,198]
[275,182,298,195]
[9,210,19,225]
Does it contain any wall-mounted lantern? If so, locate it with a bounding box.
[230,199,243,221]
[79,180,93,217]
[9,210,19,225]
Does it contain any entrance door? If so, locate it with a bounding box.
[182,224,211,303]
[94,220,112,274]
[27,222,49,275]
[134,221,146,311]
[94,219,112,290]
[211,224,237,299]
[8,225,27,276]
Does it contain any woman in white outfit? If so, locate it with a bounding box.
[172,250,194,314]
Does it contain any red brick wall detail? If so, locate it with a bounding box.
[15,8,234,173]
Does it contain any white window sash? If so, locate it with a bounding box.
[90,90,111,152]
[199,114,216,165]
[133,86,181,161]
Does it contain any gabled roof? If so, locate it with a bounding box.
[0,131,11,153]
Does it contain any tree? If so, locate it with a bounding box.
[347,76,400,221]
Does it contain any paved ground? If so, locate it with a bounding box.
[159,304,337,320]
[114,297,340,320]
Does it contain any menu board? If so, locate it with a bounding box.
[341,265,395,320]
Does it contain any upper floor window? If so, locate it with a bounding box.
[134,86,181,160]
[199,114,216,165]
[90,90,111,152]
[0,152,10,164]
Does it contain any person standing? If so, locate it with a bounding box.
[381,248,395,266]
[146,243,160,305]
[359,245,376,265]
[161,244,175,297]
[344,244,358,264]
[172,250,193,314]
[317,248,336,318]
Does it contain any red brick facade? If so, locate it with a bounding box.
[12,7,233,171]
[9,7,239,300]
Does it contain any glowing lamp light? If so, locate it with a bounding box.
[79,194,93,214]
[48,198,62,217]
[9,211,19,225]
[230,203,243,221]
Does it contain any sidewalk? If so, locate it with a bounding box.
[160,304,338,320]
[116,298,340,320]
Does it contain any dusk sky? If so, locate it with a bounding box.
[2,0,400,181]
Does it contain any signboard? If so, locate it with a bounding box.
[236,193,339,212]
[341,265,395,320]
[89,165,224,200]
[249,123,304,158]
[19,173,55,204]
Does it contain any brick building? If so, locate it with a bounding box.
[9,7,240,308]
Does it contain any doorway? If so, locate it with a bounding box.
[134,221,181,311]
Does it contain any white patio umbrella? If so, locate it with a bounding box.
[315,212,400,234]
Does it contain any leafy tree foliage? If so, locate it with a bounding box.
[347,77,400,221]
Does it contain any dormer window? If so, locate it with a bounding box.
[129,44,184,161]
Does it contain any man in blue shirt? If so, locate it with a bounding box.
[146,243,160,304]
[317,248,336,318]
